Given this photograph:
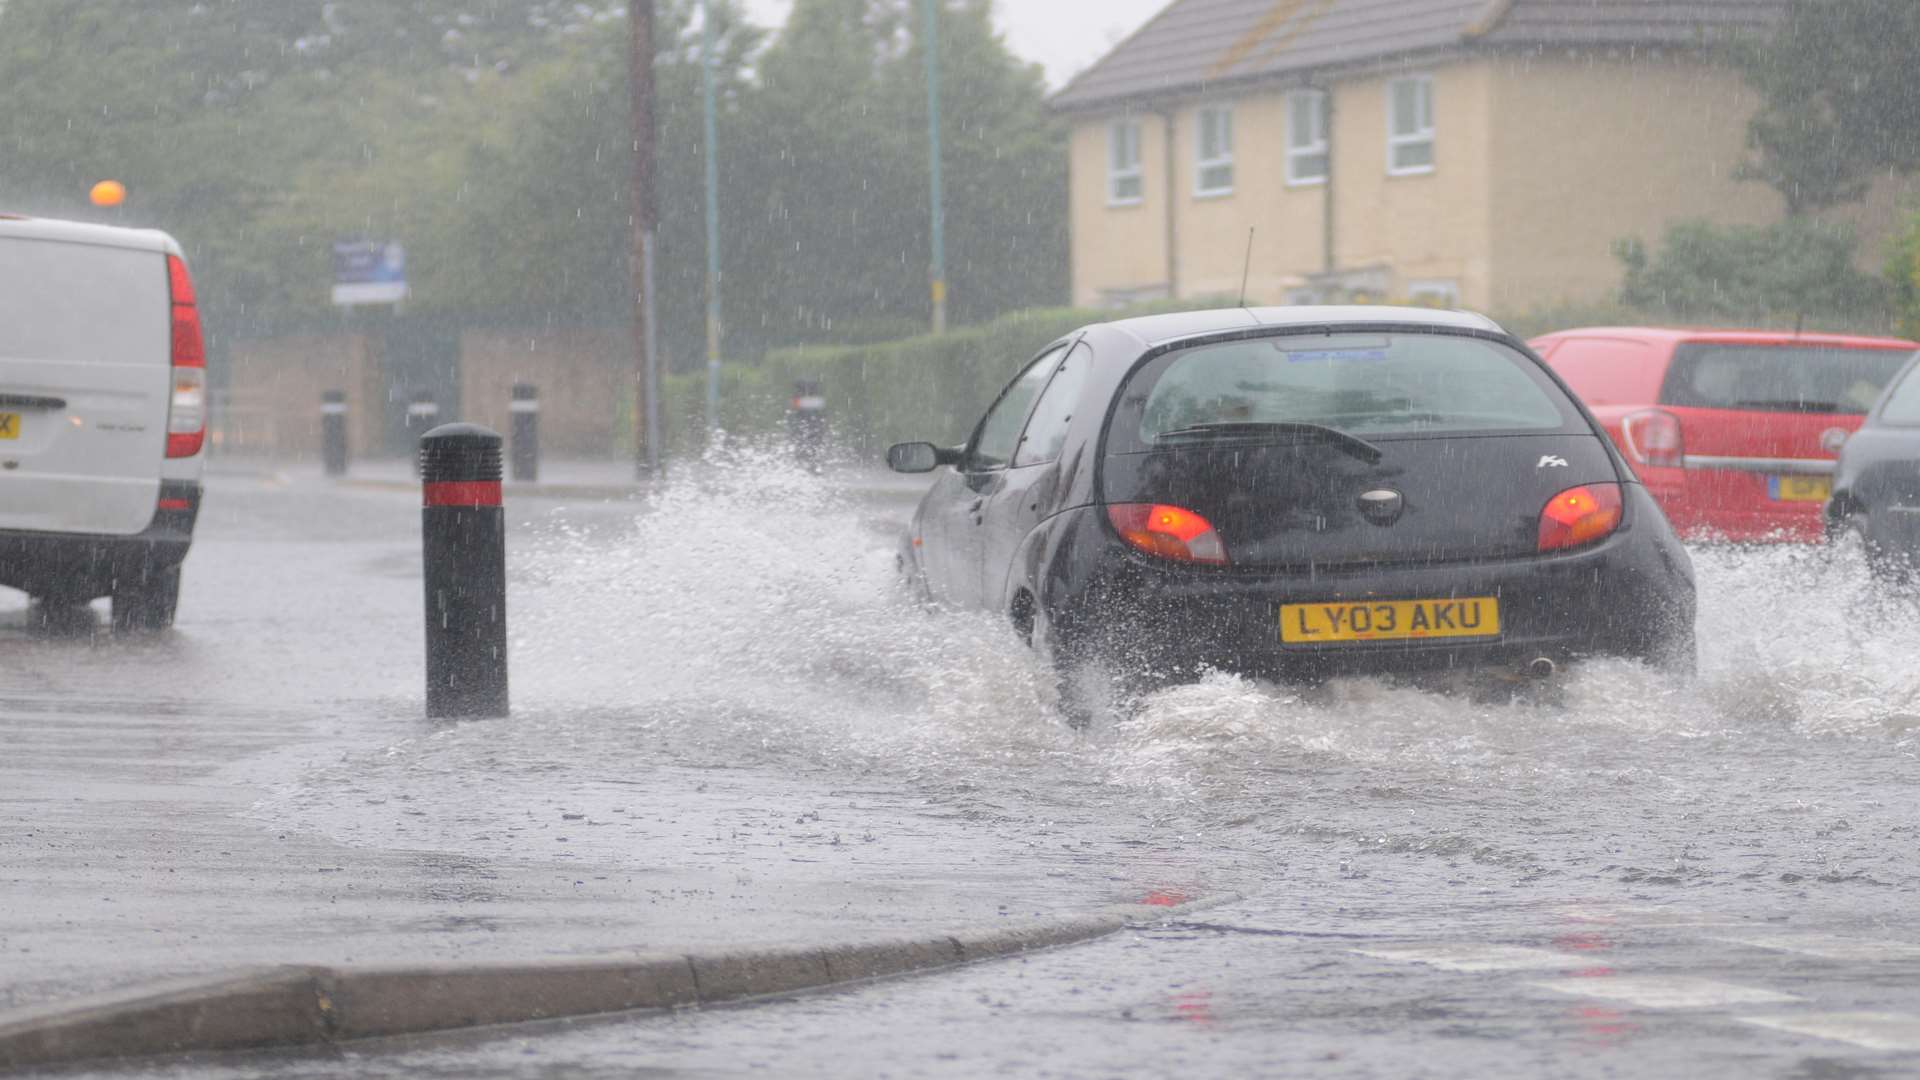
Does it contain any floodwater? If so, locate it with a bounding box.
[299,448,1920,909]
[14,450,1920,1078]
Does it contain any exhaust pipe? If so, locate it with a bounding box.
[1527,657,1558,680]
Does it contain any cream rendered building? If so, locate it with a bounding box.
[1052,0,1897,315]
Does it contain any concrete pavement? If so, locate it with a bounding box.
[0,468,1198,1033]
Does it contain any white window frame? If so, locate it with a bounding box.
[1386,75,1435,177]
[1285,89,1328,186]
[1106,118,1144,207]
[1194,104,1235,198]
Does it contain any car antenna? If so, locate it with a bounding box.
[1238,227,1255,309]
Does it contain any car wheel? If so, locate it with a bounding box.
[1650,630,1698,680]
[1837,513,1902,580]
[1035,610,1144,731]
[111,565,181,633]
[28,594,98,637]
[895,551,935,607]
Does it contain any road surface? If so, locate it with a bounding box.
[4,449,1917,1077]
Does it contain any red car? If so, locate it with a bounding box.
[1530,328,1918,542]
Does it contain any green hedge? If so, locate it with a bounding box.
[660,301,1205,457]
[658,297,1902,459]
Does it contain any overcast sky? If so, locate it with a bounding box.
[738,0,1170,88]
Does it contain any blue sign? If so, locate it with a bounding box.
[331,240,407,305]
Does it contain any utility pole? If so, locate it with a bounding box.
[701,0,723,435]
[628,0,662,476]
[924,0,946,335]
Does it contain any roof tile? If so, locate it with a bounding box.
[1052,0,1783,111]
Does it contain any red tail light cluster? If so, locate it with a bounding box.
[1620,409,1683,468]
[165,253,206,458]
[1107,503,1229,565]
[1539,484,1623,552]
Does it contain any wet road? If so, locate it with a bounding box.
[6,451,1920,1077]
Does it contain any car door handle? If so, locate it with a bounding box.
[0,393,66,410]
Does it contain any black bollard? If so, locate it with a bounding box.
[509,383,539,483]
[406,390,441,478]
[320,390,349,477]
[420,423,509,719]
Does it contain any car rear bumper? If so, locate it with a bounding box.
[0,480,200,599]
[1638,465,1829,543]
[1039,489,1695,681]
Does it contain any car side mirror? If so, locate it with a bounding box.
[886,442,961,473]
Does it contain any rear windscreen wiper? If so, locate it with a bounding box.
[1153,421,1385,463]
[1730,399,1849,414]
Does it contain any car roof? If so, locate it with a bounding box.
[1094,305,1505,349]
[0,215,180,256]
[1532,326,1919,351]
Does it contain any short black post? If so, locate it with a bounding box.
[420,423,509,719]
[320,390,349,477]
[406,390,441,478]
[509,383,539,483]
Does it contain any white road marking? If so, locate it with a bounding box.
[1557,907,1747,928]
[1710,934,1920,963]
[1528,976,1801,1009]
[1740,1012,1920,1052]
[1353,944,1578,973]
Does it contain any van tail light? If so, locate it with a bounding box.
[1107,503,1229,565]
[166,254,206,458]
[1539,484,1624,552]
[1620,409,1683,468]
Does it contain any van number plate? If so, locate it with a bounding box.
[0,413,18,440]
[1281,597,1501,644]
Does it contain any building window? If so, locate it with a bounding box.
[1107,119,1143,206]
[1286,90,1328,185]
[1195,105,1234,197]
[1387,76,1435,175]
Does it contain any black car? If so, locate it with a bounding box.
[1827,350,1920,575]
[887,307,1697,716]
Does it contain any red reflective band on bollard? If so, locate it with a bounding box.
[423,481,502,508]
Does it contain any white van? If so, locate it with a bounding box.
[0,216,207,630]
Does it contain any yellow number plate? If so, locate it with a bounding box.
[1281,597,1501,645]
[0,412,18,440]
[1770,475,1830,502]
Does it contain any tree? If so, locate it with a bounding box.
[1737,0,1920,213]
[1884,215,1920,340]
[1616,219,1889,323]
[0,0,1068,372]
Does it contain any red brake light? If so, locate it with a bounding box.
[1539,484,1623,552]
[1620,409,1683,468]
[167,252,197,306]
[1107,503,1229,565]
[166,254,206,457]
[170,303,205,367]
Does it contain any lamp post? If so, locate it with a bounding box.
[924,0,946,335]
[628,0,662,477]
[702,0,723,434]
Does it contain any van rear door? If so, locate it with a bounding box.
[0,233,171,535]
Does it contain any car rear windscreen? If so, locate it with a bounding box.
[1115,331,1579,450]
[1659,343,1915,415]
[0,237,168,365]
